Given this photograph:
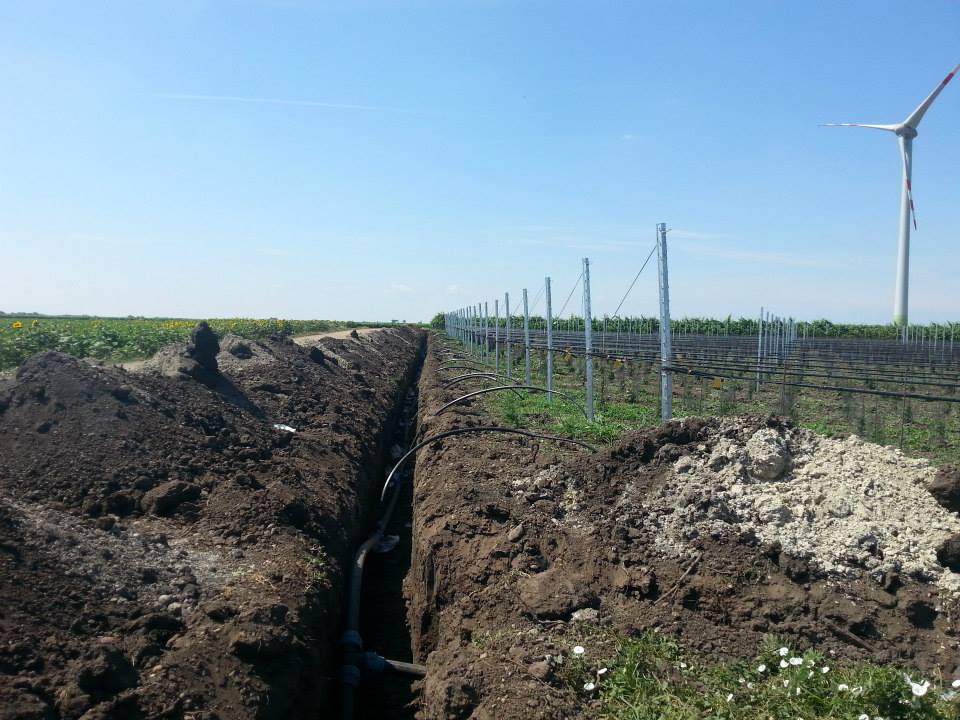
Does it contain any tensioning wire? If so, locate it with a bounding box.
[612,242,658,319]
[557,271,584,318]
[528,284,545,315]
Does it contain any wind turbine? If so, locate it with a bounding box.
[823,63,959,327]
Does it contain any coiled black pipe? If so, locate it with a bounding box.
[380,426,596,502]
[433,385,589,419]
[442,372,525,398]
[442,371,517,388]
[438,360,488,370]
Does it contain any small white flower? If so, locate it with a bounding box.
[838,683,849,691]
[583,681,595,691]
[756,664,766,673]
[903,674,929,697]
[794,686,800,696]
[679,661,687,669]
[597,668,608,676]
[858,714,869,720]
[572,646,585,656]
[852,686,864,696]
[780,659,789,668]
[807,670,814,678]
[953,679,960,688]
[778,647,789,656]
[725,693,733,702]
[789,657,803,666]
[747,682,754,689]
[783,679,790,687]
[821,666,830,674]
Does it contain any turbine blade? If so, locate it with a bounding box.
[819,123,899,131]
[900,142,918,230]
[903,62,960,129]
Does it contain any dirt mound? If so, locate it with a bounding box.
[0,328,424,719]
[639,418,960,591]
[407,336,960,720]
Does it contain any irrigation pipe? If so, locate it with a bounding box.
[439,362,497,374]
[442,373,526,397]
[380,426,596,502]
[341,451,412,718]
[433,385,590,420]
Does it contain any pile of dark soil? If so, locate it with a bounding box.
[407,335,960,720]
[0,327,424,719]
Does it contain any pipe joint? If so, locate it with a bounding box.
[339,664,362,688]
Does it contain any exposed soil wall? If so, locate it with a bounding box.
[0,327,425,719]
[408,334,960,720]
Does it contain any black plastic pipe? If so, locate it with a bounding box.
[380,426,596,502]
[340,474,405,720]
[433,385,589,419]
[442,372,525,397]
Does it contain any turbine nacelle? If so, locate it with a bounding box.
[896,125,919,139]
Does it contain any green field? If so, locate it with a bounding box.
[0,316,373,371]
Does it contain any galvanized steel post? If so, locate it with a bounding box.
[494,299,501,373]
[657,223,673,421]
[545,276,554,402]
[523,288,531,386]
[583,257,594,421]
[483,302,489,363]
[505,292,512,379]
[756,306,764,391]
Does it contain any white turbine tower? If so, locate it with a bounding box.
[823,63,959,327]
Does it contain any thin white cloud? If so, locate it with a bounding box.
[513,237,651,253]
[670,229,732,241]
[389,281,413,293]
[679,243,849,269]
[151,93,416,114]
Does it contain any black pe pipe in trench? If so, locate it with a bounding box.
[341,426,597,720]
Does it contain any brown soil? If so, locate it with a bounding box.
[407,335,960,720]
[0,327,424,719]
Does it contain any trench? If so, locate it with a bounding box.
[339,342,425,719]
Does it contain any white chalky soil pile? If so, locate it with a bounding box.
[644,419,960,592]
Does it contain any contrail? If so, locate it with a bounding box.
[150,92,416,113]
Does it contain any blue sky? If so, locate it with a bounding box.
[2,1,958,323]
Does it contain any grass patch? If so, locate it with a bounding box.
[492,390,655,444]
[594,633,960,719]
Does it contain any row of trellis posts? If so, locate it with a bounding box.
[443,223,674,422]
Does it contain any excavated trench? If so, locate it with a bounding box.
[336,341,425,720]
[0,327,431,720]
